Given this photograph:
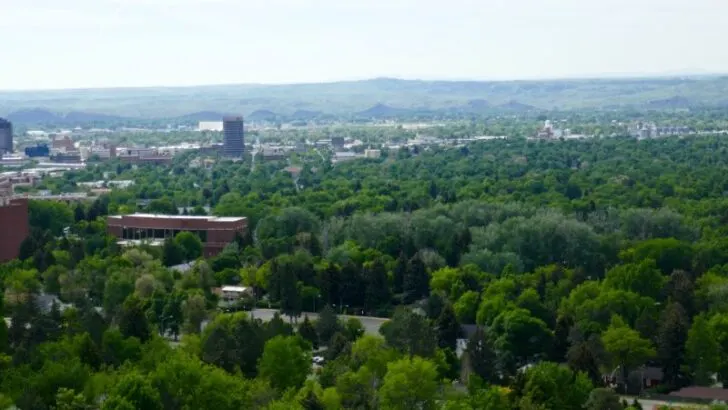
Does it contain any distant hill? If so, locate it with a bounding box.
[646,96,692,109]
[290,110,322,120]
[466,99,490,110]
[498,100,538,111]
[2,76,728,119]
[6,108,125,125]
[357,104,410,118]
[175,111,230,121]
[248,110,278,122]
[64,111,124,122]
[7,108,61,123]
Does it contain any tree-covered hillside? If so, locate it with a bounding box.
[2,76,728,119]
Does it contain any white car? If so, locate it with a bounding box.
[312,356,325,364]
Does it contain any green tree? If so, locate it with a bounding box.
[107,372,163,410]
[174,231,203,261]
[602,259,665,300]
[518,362,593,410]
[316,305,340,346]
[335,366,377,409]
[403,255,429,303]
[363,258,391,312]
[686,314,720,385]
[466,326,498,385]
[567,334,604,386]
[259,335,311,391]
[601,316,656,388]
[55,388,89,410]
[454,291,479,325]
[491,308,552,367]
[342,318,365,342]
[657,302,690,387]
[708,313,728,385]
[584,388,623,410]
[119,295,152,343]
[298,315,318,349]
[182,293,207,334]
[162,238,185,266]
[380,308,436,358]
[161,290,184,340]
[379,357,439,410]
[436,303,462,350]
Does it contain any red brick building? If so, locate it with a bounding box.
[0,197,29,262]
[107,213,248,257]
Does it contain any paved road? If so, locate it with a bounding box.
[250,308,389,335]
[623,397,706,409]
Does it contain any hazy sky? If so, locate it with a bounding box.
[1,0,726,90]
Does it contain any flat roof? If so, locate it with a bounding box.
[109,213,245,222]
[221,286,248,292]
[117,239,164,246]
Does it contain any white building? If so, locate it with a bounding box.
[198,121,224,132]
[364,149,381,159]
[220,286,251,304]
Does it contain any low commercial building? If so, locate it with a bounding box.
[107,213,248,257]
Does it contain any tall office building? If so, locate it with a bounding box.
[223,116,244,158]
[0,118,12,154]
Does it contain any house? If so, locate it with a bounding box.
[220,286,252,303]
[605,365,664,394]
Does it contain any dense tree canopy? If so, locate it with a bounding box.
[7,133,728,408]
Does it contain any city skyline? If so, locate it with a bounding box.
[1,0,727,90]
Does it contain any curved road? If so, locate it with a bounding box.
[250,308,389,335]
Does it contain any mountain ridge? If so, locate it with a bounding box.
[2,76,728,120]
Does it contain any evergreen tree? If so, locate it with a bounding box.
[162,238,185,267]
[9,294,39,349]
[665,270,694,316]
[119,296,151,343]
[403,255,429,304]
[436,303,461,350]
[393,252,407,295]
[0,293,7,353]
[298,315,319,349]
[658,302,690,387]
[381,308,436,358]
[281,279,303,323]
[550,315,573,362]
[77,332,102,370]
[567,334,604,386]
[466,326,498,384]
[326,332,351,361]
[161,291,184,341]
[74,204,86,222]
[363,258,390,312]
[316,305,340,346]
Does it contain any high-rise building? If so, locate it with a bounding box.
[223,116,244,158]
[0,118,12,154]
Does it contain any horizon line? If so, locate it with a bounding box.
[0,71,725,93]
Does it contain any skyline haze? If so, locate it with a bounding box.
[1,0,726,90]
